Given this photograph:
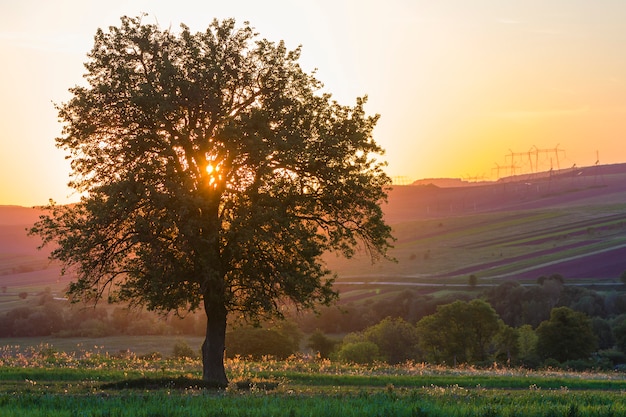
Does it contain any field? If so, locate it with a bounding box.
[3,342,626,416]
[3,165,626,415]
[3,163,626,306]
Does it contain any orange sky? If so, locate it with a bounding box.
[2,1,626,206]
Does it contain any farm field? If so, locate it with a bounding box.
[328,173,626,289]
[2,343,626,416]
[3,164,626,301]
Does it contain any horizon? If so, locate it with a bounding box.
[3,1,626,206]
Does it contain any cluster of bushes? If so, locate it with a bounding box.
[7,276,626,371]
[321,301,624,370]
[220,297,619,371]
[298,276,626,337]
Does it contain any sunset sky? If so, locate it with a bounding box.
[2,1,626,206]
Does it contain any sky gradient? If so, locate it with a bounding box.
[2,1,626,206]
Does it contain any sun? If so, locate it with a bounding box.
[206,163,217,175]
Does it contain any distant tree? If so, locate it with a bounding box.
[30,16,392,386]
[487,281,526,327]
[517,324,539,364]
[591,317,614,350]
[348,317,420,364]
[417,299,501,365]
[307,329,340,359]
[335,341,381,364]
[226,321,301,360]
[172,339,197,359]
[493,324,519,365]
[562,287,606,318]
[468,274,478,288]
[535,307,597,362]
[612,315,626,353]
[18,292,27,300]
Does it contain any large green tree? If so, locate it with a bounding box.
[31,16,393,386]
[535,307,597,363]
[417,299,501,365]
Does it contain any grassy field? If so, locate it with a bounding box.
[3,202,626,315]
[2,342,626,416]
[328,203,626,285]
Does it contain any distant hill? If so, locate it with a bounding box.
[0,206,44,226]
[0,206,45,256]
[2,162,626,289]
[385,162,626,224]
[411,178,491,188]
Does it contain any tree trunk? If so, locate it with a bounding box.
[202,297,228,387]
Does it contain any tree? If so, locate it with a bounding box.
[486,281,526,327]
[493,324,519,365]
[535,307,597,363]
[517,324,538,362]
[417,299,501,365]
[341,317,420,364]
[335,341,381,364]
[307,329,339,359]
[225,324,300,360]
[468,274,477,288]
[30,16,393,386]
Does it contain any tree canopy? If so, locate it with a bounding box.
[535,307,597,363]
[417,299,502,365]
[31,16,393,386]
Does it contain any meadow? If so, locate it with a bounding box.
[2,343,626,416]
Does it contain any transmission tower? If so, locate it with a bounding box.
[532,144,566,172]
[491,163,502,179]
[593,150,605,186]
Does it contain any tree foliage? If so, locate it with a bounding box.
[307,329,340,359]
[225,321,301,360]
[335,341,381,364]
[30,16,393,385]
[341,317,420,364]
[535,307,597,363]
[417,299,502,365]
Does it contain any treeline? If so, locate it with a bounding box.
[5,276,626,370]
[297,275,626,334]
[0,289,205,338]
[329,302,611,370]
[230,299,626,371]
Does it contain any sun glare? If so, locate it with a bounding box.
[205,161,224,188]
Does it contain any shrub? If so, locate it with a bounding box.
[360,317,420,364]
[226,326,298,360]
[172,340,196,359]
[307,329,340,358]
[335,341,381,364]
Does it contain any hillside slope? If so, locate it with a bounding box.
[336,163,626,282]
[2,163,626,290]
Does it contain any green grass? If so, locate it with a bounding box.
[3,343,626,416]
[4,390,625,417]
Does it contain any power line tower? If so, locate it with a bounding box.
[531,144,566,173]
[593,150,605,186]
[506,148,533,174]
[491,162,502,180]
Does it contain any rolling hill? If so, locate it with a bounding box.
[2,162,626,296]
